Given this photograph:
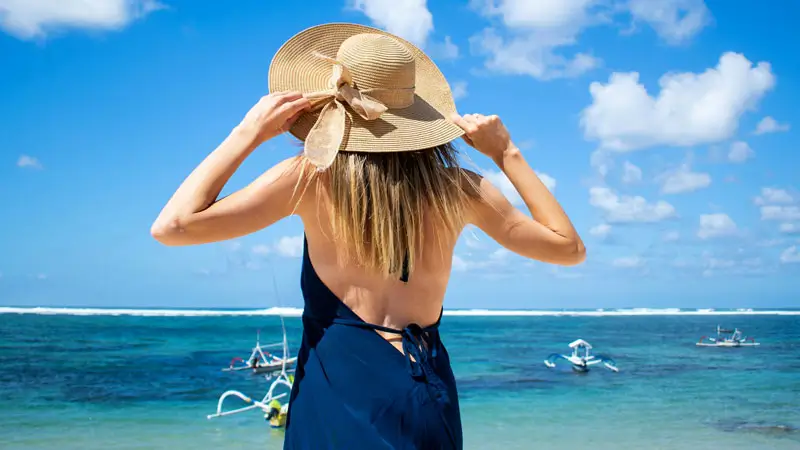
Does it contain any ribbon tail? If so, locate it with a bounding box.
[304,91,336,112]
[338,85,388,120]
[304,100,347,170]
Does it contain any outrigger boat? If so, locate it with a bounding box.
[696,326,760,347]
[222,328,297,375]
[208,316,295,428]
[544,339,619,373]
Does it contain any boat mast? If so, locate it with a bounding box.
[270,265,290,373]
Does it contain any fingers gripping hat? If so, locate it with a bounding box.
[268,23,464,170]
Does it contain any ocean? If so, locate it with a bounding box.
[1,308,798,449]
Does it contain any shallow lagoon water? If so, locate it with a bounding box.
[1,309,798,449]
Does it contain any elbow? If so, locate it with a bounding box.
[150,216,184,246]
[558,239,586,266]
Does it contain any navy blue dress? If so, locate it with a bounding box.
[283,238,462,449]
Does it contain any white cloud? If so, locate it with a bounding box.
[590,149,613,178]
[452,255,469,271]
[451,81,468,100]
[485,170,522,205]
[468,0,602,80]
[0,0,161,39]
[462,225,484,249]
[758,238,789,248]
[589,223,611,238]
[452,246,512,272]
[663,230,680,242]
[779,223,799,234]
[754,116,790,135]
[706,257,735,269]
[780,246,800,264]
[589,187,676,223]
[658,164,711,194]
[251,245,271,255]
[427,35,459,60]
[472,0,595,30]
[754,187,794,205]
[468,0,711,80]
[17,154,42,169]
[697,213,737,239]
[550,266,584,279]
[485,169,555,206]
[244,261,261,271]
[626,0,710,45]
[351,0,433,46]
[672,257,690,268]
[741,257,763,268]
[699,252,770,278]
[727,141,754,163]
[701,256,736,277]
[275,236,304,258]
[621,161,642,184]
[490,248,511,261]
[581,52,775,151]
[612,256,645,268]
[469,27,600,80]
[761,206,800,222]
[756,187,800,222]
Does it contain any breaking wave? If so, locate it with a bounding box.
[1,307,798,317]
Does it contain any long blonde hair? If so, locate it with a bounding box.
[298,142,472,278]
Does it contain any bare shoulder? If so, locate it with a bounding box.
[268,155,306,180]
[444,167,482,198]
[251,155,319,215]
[448,167,506,207]
[289,156,320,205]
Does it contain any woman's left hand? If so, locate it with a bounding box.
[237,91,311,145]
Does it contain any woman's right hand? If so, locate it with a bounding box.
[450,113,514,162]
[237,91,311,146]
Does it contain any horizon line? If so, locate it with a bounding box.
[2,306,799,317]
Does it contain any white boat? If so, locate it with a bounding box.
[696,326,760,347]
[544,339,619,373]
[222,328,297,375]
[208,316,295,428]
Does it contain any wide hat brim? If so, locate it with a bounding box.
[268,23,464,154]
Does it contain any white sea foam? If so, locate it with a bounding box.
[443,308,799,316]
[1,307,797,317]
[0,307,304,317]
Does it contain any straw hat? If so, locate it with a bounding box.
[268,23,464,169]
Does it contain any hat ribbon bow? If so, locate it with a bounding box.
[301,53,389,170]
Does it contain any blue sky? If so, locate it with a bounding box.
[1,0,798,309]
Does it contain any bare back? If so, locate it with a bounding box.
[298,175,459,339]
[152,115,585,353]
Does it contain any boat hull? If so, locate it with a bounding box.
[696,343,760,347]
[252,358,298,374]
[222,357,298,374]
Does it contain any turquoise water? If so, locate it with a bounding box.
[1,311,798,449]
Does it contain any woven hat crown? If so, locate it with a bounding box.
[336,33,416,108]
[268,23,464,169]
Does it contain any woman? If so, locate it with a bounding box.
[152,23,584,450]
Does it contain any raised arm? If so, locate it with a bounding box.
[150,92,311,246]
[452,113,585,266]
